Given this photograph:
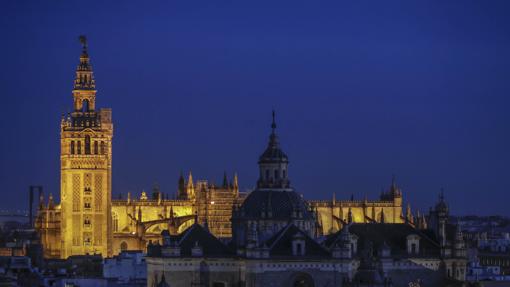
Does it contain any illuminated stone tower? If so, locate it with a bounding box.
[60,36,113,258]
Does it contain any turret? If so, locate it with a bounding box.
[233,173,239,197]
[453,223,466,258]
[177,172,186,199]
[222,171,228,188]
[186,172,195,200]
[256,111,291,189]
[435,191,449,247]
[406,203,414,225]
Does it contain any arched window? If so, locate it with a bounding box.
[120,241,128,252]
[77,141,81,154]
[70,141,75,154]
[82,99,89,112]
[112,212,118,232]
[85,136,91,155]
[94,141,98,154]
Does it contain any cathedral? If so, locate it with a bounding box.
[34,38,449,283]
[146,104,467,287]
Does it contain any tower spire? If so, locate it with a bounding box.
[271,110,276,133]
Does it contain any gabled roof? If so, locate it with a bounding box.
[325,223,441,258]
[170,223,235,257]
[263,224,330,258]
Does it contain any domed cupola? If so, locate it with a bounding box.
[232,112,316,246]
[257,111,291,189]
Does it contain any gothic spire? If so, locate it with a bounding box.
[222,171,228,188]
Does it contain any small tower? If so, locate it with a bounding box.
[233,173,239,197]
[186,172,195,200]
[256,111,290,190]
[405,203,414,225]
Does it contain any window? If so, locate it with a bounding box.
[85,136,91,155]
[411,243,417,254]
[84,202,91,209]
[212,282,226,287]
[82,99,89,112]
[84,218,91,227]
[296,243,302,255]
[77,141,81,154]
[113,212,118,232]
[283,169,286,178]
[120,241,128,251]
[94,141,98,154]
[265,169,269,180]
[275,170,279,180]
[70,141,75,154]
[100,141,105,154]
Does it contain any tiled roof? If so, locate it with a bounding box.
[239,189,313,220]
[264,224,330,258]
[171,224,235,257]
[325,223,441,258]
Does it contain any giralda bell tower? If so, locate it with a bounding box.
[60,36,113,258]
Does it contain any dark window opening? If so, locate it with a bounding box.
[296,243,302,255]
[94,141,98,154]
[85,136,91,155]
[70,141,75,154]
[77,141,81,154]
[100,141,105,155]
[82,99,89,112]
[275,170,279,180]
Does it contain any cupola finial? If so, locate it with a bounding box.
[271,110,276,132]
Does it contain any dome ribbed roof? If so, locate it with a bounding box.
[239,189,313,220]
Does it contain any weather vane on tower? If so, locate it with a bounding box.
[79,35,87,52]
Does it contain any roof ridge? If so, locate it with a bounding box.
[269,223,294,249]
[178,224,197,245]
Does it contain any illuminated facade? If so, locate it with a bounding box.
[309,177,408,236]
[36,38,410,260]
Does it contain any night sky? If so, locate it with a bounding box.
[2,1,510,215]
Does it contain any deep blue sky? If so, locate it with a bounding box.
[1,1,509,215]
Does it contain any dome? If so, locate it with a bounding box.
[239,189,313,220]
[258,133,288,163]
